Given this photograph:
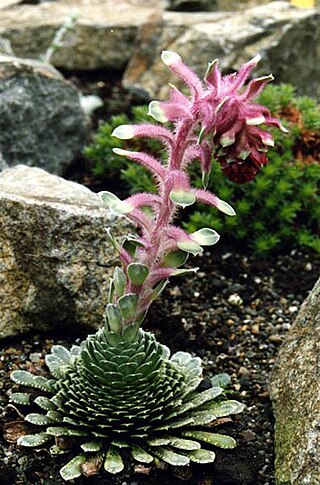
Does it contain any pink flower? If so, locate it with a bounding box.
[158,51,287,183]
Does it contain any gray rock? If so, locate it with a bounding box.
[0,0,160,70]
[269,276,320,485]
[0,54,87,175]
[123,2,320,100]
[0,165,132,339]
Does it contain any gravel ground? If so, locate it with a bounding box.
[0,246,318,485]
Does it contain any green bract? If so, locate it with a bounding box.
[10,328,243,481]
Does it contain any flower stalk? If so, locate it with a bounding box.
[100,50,282,333]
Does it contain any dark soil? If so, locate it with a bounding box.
[1,247,319,485]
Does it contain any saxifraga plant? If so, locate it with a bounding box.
[10,51,283,481]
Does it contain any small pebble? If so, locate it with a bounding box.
[241,429,257,442]
[228,293,243,306]
[289,305,298,313]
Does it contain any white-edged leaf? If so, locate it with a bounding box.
[182,430,236,449]
[18,433,51,447]
[209,400,245,417]
[99,191,133,214]
[161,50,181,66]
[25,413,54,426]
[169,437,201,451]
[216,198,236,216]
[172,267,199,277]
[131,445,154,464]
[177,239,203,256]
[191,228,220,246]
[104,446,124,474]
[112,125,134,139]
[118,293,138,320]
[81,441,103,452]
[210,373,231,388]
[151,446,190,466]
[127,263,149,286]
[185,448,216,463]
[60,454,87,481]
[148,101,168,123]
[170,190,196,208]
[10,392,31,406]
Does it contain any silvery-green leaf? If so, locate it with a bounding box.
[50,445,70,455]
[215,198,236,216]
[209,400,245,417]
[161,50,181,66]
[148,100,168,123]
[131,445,154,464]
[148,437,171,446]
[210,373,231,388]
[104,447,124,474]
[191,228,220,246]
[10,392,31,406]
[105,331,123,346]
[46,410,64,422]
[25,413,54,426]
[112,125,134,139]
[162,250,188,268]
[185,448,216,463]
[45,355,64,379]
[182,430,236,449]
[172,267,199,277]
[60,454,87,481]
[150,279,169,301]
[127,263,149,286]
[122,321,140,343]
[113,267,126,298]
[171,351,192,366]
[106,304,122,333]
[177,239,203,256]
[51,345,71,364]
[46,427,70,436]
[169,437,200,451]
[106,228,122,255]
[34,396,56,411]
[151,447,189,466]
[111,440,129,448]
[17,433,51,447]
[81,441,103,452]
[187,411,216,426]
[10,371,52,392]
[99,191,133,214]
[118,293,138,320]
[155,416,195,431]
[170,190,196,208]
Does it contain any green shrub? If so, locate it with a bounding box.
[84,85,320,255]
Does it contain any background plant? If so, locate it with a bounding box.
[85,84,320,255]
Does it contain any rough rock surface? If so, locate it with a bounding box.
[0,165,132,339]
[0,0,159,70]
[269,276,320,485]
[0,1,319,98]
[123,1,320,100]
[0,54,87,175]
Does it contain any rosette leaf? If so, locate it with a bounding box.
[10,328,243,481]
